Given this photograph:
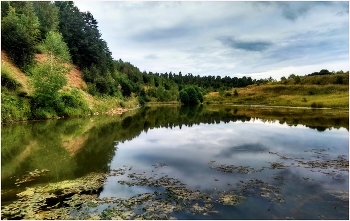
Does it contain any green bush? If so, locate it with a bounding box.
[179,86,203,105]
[40,31,71,62]
[225,92,232,97]
[311,102,324,109]
[179,90,189,104]
[1,92,31,121]
[30,56,69,118]
[31,58,68,97]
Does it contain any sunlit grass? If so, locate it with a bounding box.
[204,84,349,108]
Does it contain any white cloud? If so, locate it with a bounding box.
[74,1,349,79]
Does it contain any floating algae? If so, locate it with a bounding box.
[209,164,264,174]
[2,151,348,220]
[295,156,349,171]
[217,190,246,205]
[1,172,106,220]
[13,169,50,186]
[269,162,288,169]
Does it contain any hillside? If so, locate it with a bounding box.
[1,50,138,122]
[205,82,349,109]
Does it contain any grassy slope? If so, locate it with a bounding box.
[1,50,139,122]
[205,81,349,109]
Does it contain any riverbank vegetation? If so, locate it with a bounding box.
[1,1,348,123]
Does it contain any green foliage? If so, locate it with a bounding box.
[233,89,239,97]
[311,102,324,109]
[31,59,68,97]
[40,31,71,62]
[179,86,203,105]
[1,90,31,122]
[156,86,172,102]
[87,82,98,96]
[1,1,10,19]
[33,2,59,40]
[225,92,232,97]
[179,90,190,104]
[279,71,348,86]
[294,76,301,84]
[117,77,133,97]
[55,1,114,75]
[335,76,344,84]
[30,57,68,118]
[1,5,40,70]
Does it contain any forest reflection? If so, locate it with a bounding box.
[1,105,348,196]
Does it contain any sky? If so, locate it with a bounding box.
[74,1,349,80]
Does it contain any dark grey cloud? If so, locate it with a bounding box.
[218,36,272,52]
[278,2,314,21]
[131,24,194,42]
[266,26,349,65]
[144,54,159,60]
[254,2,335,21]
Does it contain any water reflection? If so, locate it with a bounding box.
[1,105,348,219]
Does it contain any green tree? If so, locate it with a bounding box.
[33,2,59,40]
[1,5,40,70]
[1,1,10,19]
[179,90,189,104]
[31,57,69,116]
[179,86,204,105]
[40,31,71,62]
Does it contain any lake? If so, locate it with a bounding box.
[1,105,349,219]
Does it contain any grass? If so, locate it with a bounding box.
[204,84,349,109]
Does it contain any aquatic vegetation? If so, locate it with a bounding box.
[14,169,50,186]
[296,155,349,171]
[209,164,264,174]
[217,190,245,205]
[1,172,106,220]
[269,162,288,169]
[236,179,284,203]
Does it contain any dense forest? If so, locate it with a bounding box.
[1,1,349,121]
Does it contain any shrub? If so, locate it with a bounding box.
[311,102,324,109]
[179,90,189,104]
[1,92,31,121]
[30,56,69,117]
[40,31,71,62]
[308,90,315,95]
[233,89,239,97]
[31,58,68,97]
[179,86,204,105]
[225,92,231,97]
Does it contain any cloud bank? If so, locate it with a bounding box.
[74,1,349,79]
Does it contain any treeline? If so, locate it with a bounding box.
[1,1,348,114]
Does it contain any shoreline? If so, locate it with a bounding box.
[2,103,348,125]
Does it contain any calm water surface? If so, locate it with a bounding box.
[1,105,349,219]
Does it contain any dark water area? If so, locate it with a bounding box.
[1,105,349,219]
